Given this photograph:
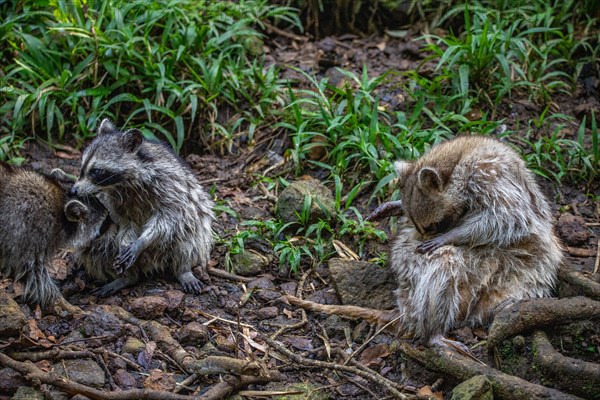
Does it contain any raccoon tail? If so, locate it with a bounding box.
[283,294,402,332]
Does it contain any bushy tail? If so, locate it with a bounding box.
[16,260,61,308]
[284,295,402,332]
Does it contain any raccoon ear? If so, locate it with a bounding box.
[64,200,89,222]
[121,129,143,152]
[417,167,443,192]
[394,161,412,183]
[98,119,117,136]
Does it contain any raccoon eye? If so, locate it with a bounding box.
[89,168,122,186]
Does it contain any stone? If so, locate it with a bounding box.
[322,314,350,340]
[279,282,298,295]
[328,258,396,309]
[0,367,27,394]
[276,177,336,224]
[450,375,493,400]
[232,249,270,276]
[121,337,146,356]
[12,387,44,400]
[53,359,106,388]
[80,305,124,337]
[557,213,591,246]
[129,296,168,319]
[164,290,185,312]
[256,306,279,320]
[0,293,26,337]
[113,368,138,389]
[177,322,210,347]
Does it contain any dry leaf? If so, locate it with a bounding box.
[359,343,390,367]
[143,369,176,391]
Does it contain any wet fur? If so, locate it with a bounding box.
[0,164,109,307]
[71,119,214,295]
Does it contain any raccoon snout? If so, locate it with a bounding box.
[68,186,79,196]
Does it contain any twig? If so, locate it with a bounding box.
[208,267,254,283]
[343,314,403,365]
[194,309,254,329]
[594,238,599,275]
[263,21,308,42]
[264,338,408,399]
[173,373,198,394]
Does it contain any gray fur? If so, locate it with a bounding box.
[71,119,214,295]
[390,136,563,344]
[0,164,109,308]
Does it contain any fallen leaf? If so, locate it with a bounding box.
[287,336,313,351]
[143,369,176,391]
[359,343,390,367]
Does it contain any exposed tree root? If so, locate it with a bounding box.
[558,265,600,300]
[191,355,262,376]
[283,294,401,332]
[0,352,192,400]
[398,342,582,400]
[488,297,600,349]
[532,330,600,399]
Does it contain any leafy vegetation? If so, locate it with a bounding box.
[2,0,598,273]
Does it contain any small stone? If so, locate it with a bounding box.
[256,306,279,320]
[0,293,26,337]
[164,290,185,312]
[53,359,106,388]
[12,387,44,400]
[247,277,275,290]
[121,337,146,356]
[322,315,350,340]
[557,213,591,246]
[0,367,27,394]
[177,322,210,347]
[144,369,176,391]
[450,375,493,400]
[232,250,270,276]
[62,329,85,344]
[113,368,138,389]
[279,282,298,295]
[129,296,168,319]
[80,305,124,337]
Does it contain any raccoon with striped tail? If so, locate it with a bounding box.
[69,119,214,296]
[0,164,110,310]
[286,136,563,350]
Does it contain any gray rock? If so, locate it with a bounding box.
[328,258,396,309]
[256,306,279,320]
[322,314,351,340]
[0,367,27,394]
[80,306,124,337]
[53,359,106,388]
[113,368,138,389]
[232,250,270,276]
[450,375,493,400]
[12,387,44,400]
[129,296,168,319]
[121,337,146,356]
[276,178,336,224]
[0,293,26,337]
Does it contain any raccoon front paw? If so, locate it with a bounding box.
[179,271,203,294]
[114,244,139,274]
[365,200,404,222]
[416,236,446,254]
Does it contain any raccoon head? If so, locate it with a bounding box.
[70,118,144,197]
[395,161,465,238]
[64,195,114,248]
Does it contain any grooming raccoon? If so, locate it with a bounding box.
[0,164,110,308]
[286,136,563,349]
[70,119,214,296]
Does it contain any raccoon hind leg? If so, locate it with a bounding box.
[18,260,61,309]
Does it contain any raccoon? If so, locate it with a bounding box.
[69,119,214,296]
[287,136,563,348]
[0,164,110,308]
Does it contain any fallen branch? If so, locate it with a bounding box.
[191,356,262,376]
[0,352,192,400]
[264,337,408,399]
[9,349,93,362]
[558,266,600,300]
[488,297,600,349]
[398,342,581,400]
[532,330,600,399]
[198,372,285,400]
[207,267,254,283]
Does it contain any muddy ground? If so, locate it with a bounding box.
[1,28,599,400]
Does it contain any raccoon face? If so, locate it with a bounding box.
[64,196,114,248]
[396,162,464,238]
[71,119,144,196]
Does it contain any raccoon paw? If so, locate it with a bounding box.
[92,276,138,297]
[114,244,140,274]
[179,272,203,294]
[416,236,446,254]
